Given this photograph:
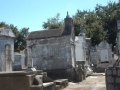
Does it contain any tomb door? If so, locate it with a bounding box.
[5,44,12,71]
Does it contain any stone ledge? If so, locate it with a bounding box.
[0,70,43,76]
[43,82,54,87]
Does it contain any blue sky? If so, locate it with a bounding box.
[0,0,118,31]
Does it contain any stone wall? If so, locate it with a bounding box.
[0,71,43,90]
[13,54,22,71]
[13,50,27,71]
[0,36,14,71]
[27,35,76,70]
[105,68,120,90]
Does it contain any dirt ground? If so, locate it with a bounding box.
[63,73,106,90]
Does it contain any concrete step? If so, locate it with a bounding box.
[43,82,54,87]
[30,85,43,90]
[43,82,55,90]
[36,73,56,90]
[54,79,68,89]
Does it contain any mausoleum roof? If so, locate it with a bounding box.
[27,29,64,40]
[27,14,74,40]
[0,27,15,38]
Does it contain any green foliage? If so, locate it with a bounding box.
[73,10,105,46]
[42,13,64,29]
[73,1,120,47]
[1,0,119,51]
[95,1,118,48]
[18,28,29,51]
[42,1,120,47]
[0,22,29,52]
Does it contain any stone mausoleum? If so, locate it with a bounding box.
[26,14,76,80]
[0,27,15,71]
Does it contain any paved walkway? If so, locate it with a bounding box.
[63,73,106,90]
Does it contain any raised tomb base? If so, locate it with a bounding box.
[45,68,86,82]
[0,70,68,90]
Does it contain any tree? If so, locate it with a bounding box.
[42,1,120,47]
[42,13,64,29]
[17,28,29,51]
[9,24,20,51]
[74,1,120,47]
[72,10,87,36]
[73,10,104,46]
[95,1,119,49]
[0,22,29,52]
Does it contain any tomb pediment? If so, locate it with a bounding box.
[0,27,15,38]
[98,40,110,48]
